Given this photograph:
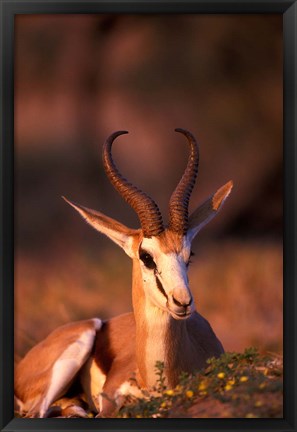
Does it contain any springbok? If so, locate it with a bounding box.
[15,129,233,418]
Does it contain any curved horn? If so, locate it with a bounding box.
[102,131,164,238]
[168,128,199,235]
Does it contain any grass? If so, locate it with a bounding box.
[116,348,283,418]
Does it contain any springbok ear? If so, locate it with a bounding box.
[187,181,233,242]
[62,197,139,258]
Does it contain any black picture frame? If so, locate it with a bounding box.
[0,1,296,431]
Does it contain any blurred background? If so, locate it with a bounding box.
[14,14,283,361]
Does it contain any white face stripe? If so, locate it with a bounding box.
[139,236,194,313]
[158,253,188,293]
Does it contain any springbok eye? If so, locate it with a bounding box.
[140,251,156,270]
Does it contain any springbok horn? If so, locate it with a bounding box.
[168,128,199,235]
[102,131,164,238]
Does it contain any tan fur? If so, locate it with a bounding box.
[157,230,184,254]
[92,313,137,416]
[80,357,106,412]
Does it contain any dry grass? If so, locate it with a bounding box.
[189,240,283,353]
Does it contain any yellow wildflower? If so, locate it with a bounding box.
[217,372,225,379]
[198,381,207,391]
[227,379,235,385]
[224,384,233,391]
[165,389,174,396]
[240,376,249,382]
[161,401,167,408]
[186,390,194,398]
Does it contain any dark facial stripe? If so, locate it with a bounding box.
[155,274,168,300]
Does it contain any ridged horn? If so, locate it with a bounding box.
[102,131,164,238]
[168,128,199,235]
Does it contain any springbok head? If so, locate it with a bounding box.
[64,129,232,320]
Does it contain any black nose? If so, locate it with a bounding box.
[172,296,192,308]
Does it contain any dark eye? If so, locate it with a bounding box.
[140,252,156,270]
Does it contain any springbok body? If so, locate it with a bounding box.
[15,129,233,418]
